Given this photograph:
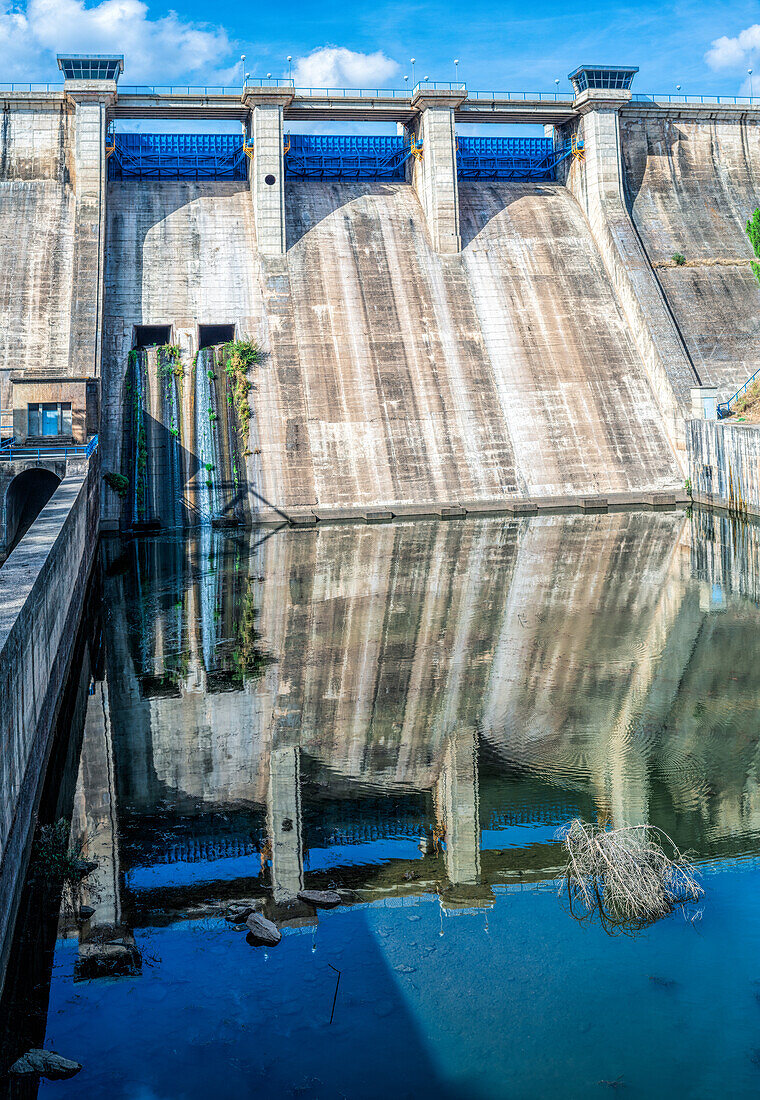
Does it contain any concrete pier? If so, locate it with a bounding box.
[244,87,293,257]
[408,89,465,254]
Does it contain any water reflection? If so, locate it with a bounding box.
[9,508,760,1097]
[71,512,760,942]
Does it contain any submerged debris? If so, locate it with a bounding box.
[298,890,341,910]
[558,819,703,934]
[9,1050,81,1080]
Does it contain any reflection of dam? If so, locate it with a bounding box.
[68,512,760,955]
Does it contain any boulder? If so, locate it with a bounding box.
[225,905,254,924]
[78,904,95,920]
[9,1050,82,1080]
[245,912,281,946]
[298,890,342,910]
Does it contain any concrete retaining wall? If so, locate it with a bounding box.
[687,419,760,514]
[0,457,99,994]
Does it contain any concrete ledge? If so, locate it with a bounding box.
[249,491,686,528]
[692,491,760,520]
[0,461,99,999]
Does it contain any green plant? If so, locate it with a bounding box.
[104,470,129,497]
[31,819,94,911]
[684,477,692,496]
[221,339,262,440]
[747,209,760,286]
[672,252,686,266]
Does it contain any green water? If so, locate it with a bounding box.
[3,509,760,1098]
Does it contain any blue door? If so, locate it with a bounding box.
[41,403,59,436]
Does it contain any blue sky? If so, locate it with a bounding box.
[3,0,760,96]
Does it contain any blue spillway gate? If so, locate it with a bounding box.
[106,133,571,183]
[108,133,247,181]
[456,137,557,180]
[285,134,410,179]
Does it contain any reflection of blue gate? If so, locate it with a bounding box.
[457,137,559,180]
[108,133,247,180]
[285,134,411,179]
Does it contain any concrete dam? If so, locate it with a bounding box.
[5,61,760,537]
[3,55,760,1005]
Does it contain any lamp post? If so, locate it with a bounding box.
[410,58,416,86]
[750,68,754,100]
[454,58,459,85]
[240,54,246,91]
[287,56,292,81]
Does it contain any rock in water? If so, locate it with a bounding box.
[298,890,342,909]
[9,1050,82,1080]
[225,905,254,924]
[245,912,281,946]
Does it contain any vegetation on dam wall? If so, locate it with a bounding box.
[116,340,261,530]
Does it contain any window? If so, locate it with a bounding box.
[27,402,72,438]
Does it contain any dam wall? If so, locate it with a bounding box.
[687,419,760,516]
[621,113,760,403]
[101,176,681,525]
[0,456,99,993]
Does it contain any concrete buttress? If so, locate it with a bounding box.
[559,89,697,460]
[244,88,293,256]
[408,89,465,254]
[64,79,116,378]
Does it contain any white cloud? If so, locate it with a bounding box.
[706,24,760,70]
[293,46,399,89]
[0,0,234,82]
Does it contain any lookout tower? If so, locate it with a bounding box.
[567,65,639,95]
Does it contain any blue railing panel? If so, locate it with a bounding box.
[457,136,557,180]
[109,133,247,181]
[0,436,98,461]
[285,134,409,179]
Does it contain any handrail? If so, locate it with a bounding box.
[717,370,760,418]
[0,435,98,461]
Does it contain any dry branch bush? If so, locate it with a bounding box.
[558,819,703,935]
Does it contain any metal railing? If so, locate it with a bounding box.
[632,92,760,105]
[119,85,247,96]
[717,371,760,418]
[4,79,758,107]
[0,435,99,461]
[291,86,411,98]
[467,90,575,102]
[0,82,61,92]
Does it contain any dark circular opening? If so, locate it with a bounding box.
[264,174,276,186]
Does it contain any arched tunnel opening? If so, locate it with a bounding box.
[3,468,62,557]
